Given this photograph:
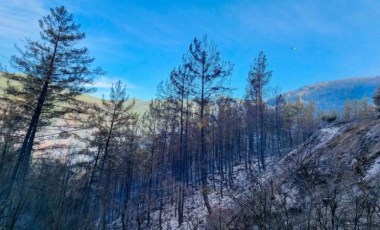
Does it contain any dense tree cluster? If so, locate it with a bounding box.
[0,6,378,229]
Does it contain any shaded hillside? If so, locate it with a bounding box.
[282,76,380,111]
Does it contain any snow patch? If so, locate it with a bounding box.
[364,157,380,180]
[149,163,257,229]
[365,123,380,141]
[312,126,340,151]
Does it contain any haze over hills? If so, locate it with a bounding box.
[89,75,379,113]
[0,72,150,114]
[281,76,380,111]
[2,72,379,114]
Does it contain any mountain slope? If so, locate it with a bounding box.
[123,118,379,229]
[214,119,380,229]
[282,76,380,111]
[142,118,380,229]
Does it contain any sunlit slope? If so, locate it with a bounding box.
[282,76,380,111]
[0,72,150,114]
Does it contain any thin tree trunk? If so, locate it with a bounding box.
[5,38,59,200]
[200,71,212,214]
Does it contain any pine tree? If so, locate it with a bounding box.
[85,80,136,228]
[373,86,380,117]
[0,103,24,178]
[187,35,233,214]
[274,94,286,155]
[344,100,351,120]
[168,63,193,225]
[373,86,380,108]
[3,6,101,198]
[359,97,369,119]
[246,51,271,171]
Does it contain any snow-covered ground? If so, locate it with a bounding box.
[312,126,340,152]
[151,164,255,229]
[108,119,380,229]
[364,157,380,180]
[150,121,380,229]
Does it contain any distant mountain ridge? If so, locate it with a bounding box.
[281,76,380,111]
[2,72,380,113]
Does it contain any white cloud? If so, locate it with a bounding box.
[91,76,137,90]
[86,76,138,99]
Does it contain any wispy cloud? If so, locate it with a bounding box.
[0,0,45,39]
[87,76,138,99]
[223,1,339,41]
[0,0,46,62]
[91,76,137,90]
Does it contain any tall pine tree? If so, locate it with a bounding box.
[246,51,271,171]
[4,6,101,196]
[187,35,233,214]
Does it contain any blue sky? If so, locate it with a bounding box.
[1,0,380,100]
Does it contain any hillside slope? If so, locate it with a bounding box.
[216,119,380,229]
[147,119,380,229]
[282,76,380,111]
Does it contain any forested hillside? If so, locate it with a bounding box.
[200,119,380,229]
[282,76,380,112]
[0,5,380,230]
